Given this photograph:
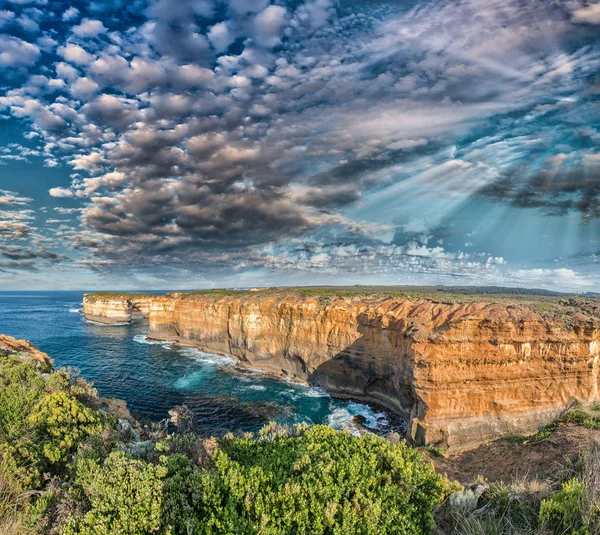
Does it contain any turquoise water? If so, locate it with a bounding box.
[0,292,401,436]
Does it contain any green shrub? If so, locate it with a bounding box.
[65,451,167,535]
[539,478,589,535]
[207,424,449,535]
[29,390,102,466]
[563,409,600,430]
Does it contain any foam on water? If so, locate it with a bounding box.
[84,318,130,326]
[327,401,390,436]
[178,347,237,367]
[303,386,330,398]
[68,308,81,313]
[133,334,168,345]
[245,384,266,391]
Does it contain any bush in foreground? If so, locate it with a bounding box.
[0,355,450,535]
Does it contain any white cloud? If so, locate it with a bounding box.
[387,138,428,151]
[62,7,79,22]
[72,19,107,37]
[0,35,40,67]
[58,43,94,65]
[253,5,288,47]
[572,3,600,24]
[208,22,234,52]
[70,77,100,101]
[49,187,73,198]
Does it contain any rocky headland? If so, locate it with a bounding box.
[83,288,600,449]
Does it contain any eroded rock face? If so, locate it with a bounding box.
[0,334,52,367]
[83,292,600,448]
[82,294,155,323]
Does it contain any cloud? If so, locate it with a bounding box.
[0,0,599,289]
[49,187,74,197]
[572,3,600,24]
[0,35,40,67]
[208,22,234,53]
[62,7,80,21]
[253,5,288,47]
[72,18,107,37]
[0,190,32,206]
[58,43,94,65]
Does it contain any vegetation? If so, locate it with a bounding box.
[3,351,600,535]
[0,355,450,534]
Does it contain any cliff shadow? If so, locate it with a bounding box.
[310,312,417,437]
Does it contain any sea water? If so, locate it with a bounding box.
[0,292,402,436]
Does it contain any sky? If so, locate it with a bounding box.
[0,0,599,291]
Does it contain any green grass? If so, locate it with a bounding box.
[505,423,557,444]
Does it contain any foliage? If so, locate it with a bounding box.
[64,452,166,535]
[5,350,600,535]
[562,409,600,430]
[504,423,556,444]
[28,391,102,465]
[206,425,449,535]
[539,478,589,535]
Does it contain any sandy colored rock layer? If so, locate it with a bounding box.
[83,292,600,448]
[0,334,52,367]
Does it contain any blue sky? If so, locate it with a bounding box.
[0,0,599,291]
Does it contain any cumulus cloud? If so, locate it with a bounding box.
[58,43,94,65]
[72,18,107,37]
[0,35,40,67]
[49,187,73,197]
[62,7,79,21]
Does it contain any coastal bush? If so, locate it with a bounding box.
[64,425,450,535]
[539,478,588,534]
[64,451,167,535]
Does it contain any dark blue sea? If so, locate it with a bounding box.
[0,292,395,436]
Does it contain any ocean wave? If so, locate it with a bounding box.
[84,319,129,326]
[327,402,389,436]
[133,334,167,345]
[245,384,267,391]
[68,308,81,313]
[178,347,237,367]
[303,386,330,398]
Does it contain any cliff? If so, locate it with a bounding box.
[83,293,156,324]
[83,290,600,448]
[0,334,52,367]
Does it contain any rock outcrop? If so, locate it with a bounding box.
[83,293,155,324]
[0,334,52,367]
[83,291,600,448]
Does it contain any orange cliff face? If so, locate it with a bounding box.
[82,292,600,449]
[82,294,156,324]
[0,334,53,368]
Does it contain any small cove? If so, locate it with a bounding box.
[0,291,404,437]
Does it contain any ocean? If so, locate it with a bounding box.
[0,291,399,436]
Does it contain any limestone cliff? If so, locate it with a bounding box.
[0,334,52,367]
[83,291,600,448]
[83,293,156,324]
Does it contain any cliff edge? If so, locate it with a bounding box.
[83,289,600,449]
[0,334,52,368]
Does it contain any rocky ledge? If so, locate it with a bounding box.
[0,334,53,368]
[83,289,600,449]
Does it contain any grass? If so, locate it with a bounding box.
[505,424,557,444]
[83,292,158,302]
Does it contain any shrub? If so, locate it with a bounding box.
[65,451,167,535]
[539,478,588,535]
[206,424,449,535]
[28,390,102,466]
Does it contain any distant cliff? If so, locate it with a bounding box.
[83,290,600,448]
